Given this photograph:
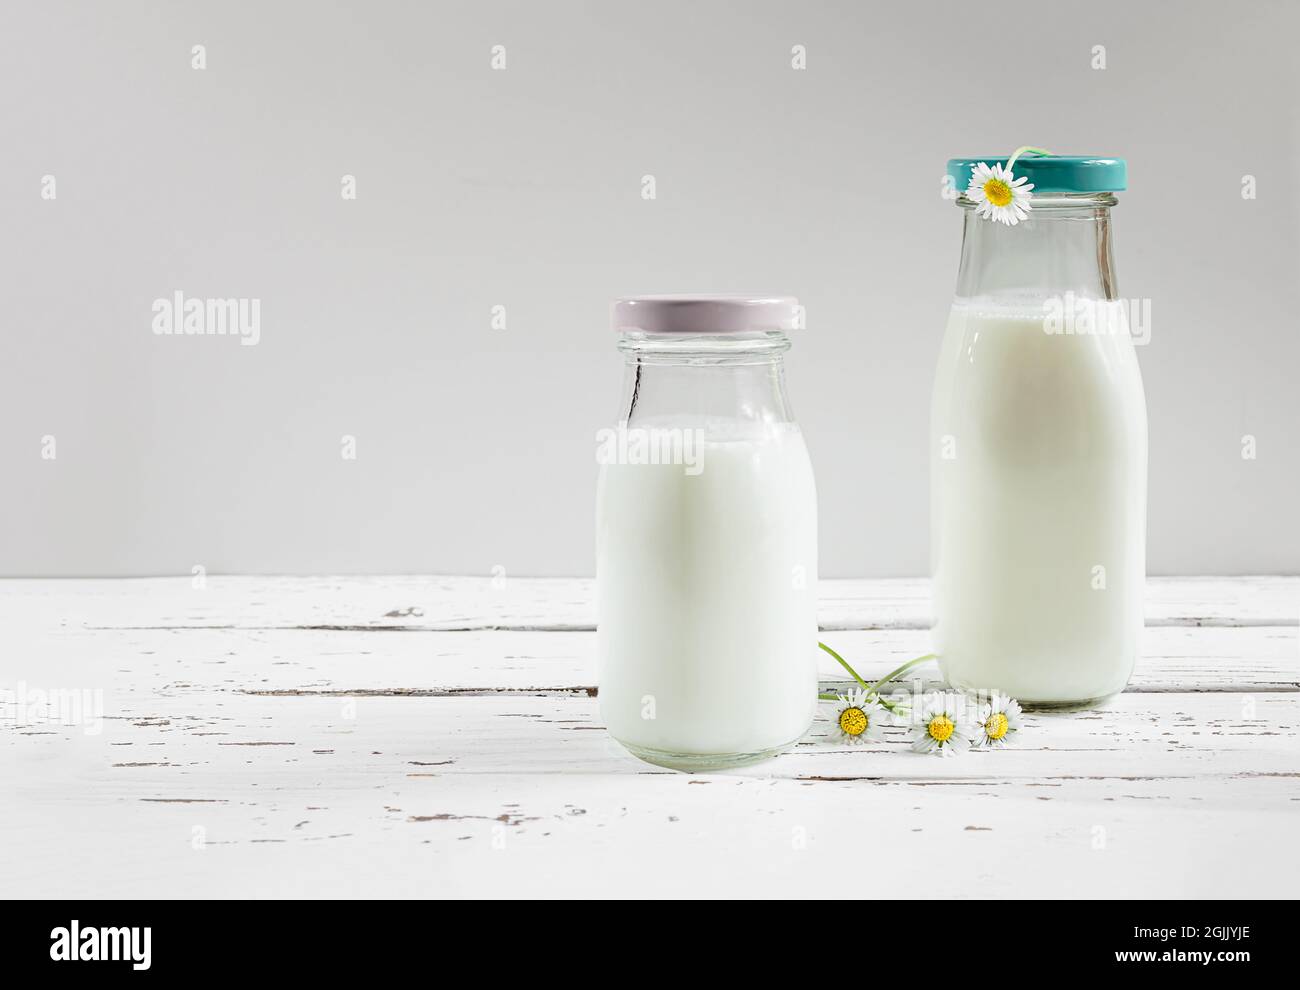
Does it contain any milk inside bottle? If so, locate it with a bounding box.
[597,297,818,770]
[931,157,1147,707]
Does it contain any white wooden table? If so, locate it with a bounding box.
[3,577,1296,899]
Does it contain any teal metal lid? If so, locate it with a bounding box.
[947,155,1127,194]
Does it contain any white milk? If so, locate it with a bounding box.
[930,300,1147,705]
[596,421,818,765]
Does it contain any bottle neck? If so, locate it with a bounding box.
[954,193,1120,303]
[615,331,796,427]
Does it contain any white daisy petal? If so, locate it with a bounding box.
[964,159,1036,226]
[905,691,975,755]
[825,688,890,746]
[970,691,1023,746]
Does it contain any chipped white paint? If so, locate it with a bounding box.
[2,575,1296,631]
[2,578,1297,898]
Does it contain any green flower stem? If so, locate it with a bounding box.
[1006,145,1054,172]
[876,695,908,714]
[817,643,939,711]
[817,641,871,692]
[868,654,938,695]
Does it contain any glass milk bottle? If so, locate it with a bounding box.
[597,296,818,770]
[931,157,1147,708]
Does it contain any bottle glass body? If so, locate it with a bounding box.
[597,330,818,768]
[930,194,1148,707]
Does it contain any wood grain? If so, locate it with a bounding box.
[2,577,1297,898]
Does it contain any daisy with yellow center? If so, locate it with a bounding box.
[814,643,1029,756]
[966,161,1034,226]
[908,692,972,756]
[826,687,887,745]
[973,691,1023,749]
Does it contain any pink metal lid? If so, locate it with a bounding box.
[611,295,800,334]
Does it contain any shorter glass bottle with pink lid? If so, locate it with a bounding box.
[596,296,819,770]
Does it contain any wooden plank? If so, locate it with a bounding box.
[4,691,1296,898]
[4,577,1295,899]
[1,625,1294,696]
[2,576,1296,632]
[10,689,1292,781]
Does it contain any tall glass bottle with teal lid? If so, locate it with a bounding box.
[597,296,818,770]
[931,156,1147,707]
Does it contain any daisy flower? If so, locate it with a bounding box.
[966,161,1034,226]
[973,692,1023,748]
[908,692,972,756]
[826,688,887,745]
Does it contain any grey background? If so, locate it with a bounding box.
[2,0,1296,578]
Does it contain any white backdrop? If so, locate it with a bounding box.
[2,0,1296,577]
